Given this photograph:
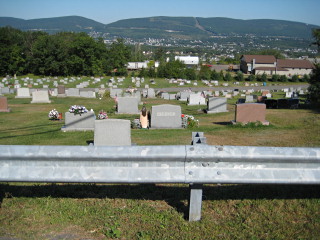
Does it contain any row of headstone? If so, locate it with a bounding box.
[264,98,300,109]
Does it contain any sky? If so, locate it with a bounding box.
[0,0,319,26]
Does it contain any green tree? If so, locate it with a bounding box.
[185,67,197,80]
[290,75,299,82]
[107,38,131,76]
[154,47,166,62]
[224,72,233,81]
[280,75,288,82]
[210,69,220,80]
[271,74,280,82]
[0,27,26,76]
[257,73,267,82]
[139,67,146,78]
[247,74,256,81]
[198,65,211,80]
[236,71,244,81]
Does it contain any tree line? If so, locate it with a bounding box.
[0,27,130,76]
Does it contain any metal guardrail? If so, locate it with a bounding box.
[1,144,320,221]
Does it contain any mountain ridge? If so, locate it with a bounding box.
[0,15,318,39]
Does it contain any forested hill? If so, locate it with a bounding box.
[0,15,318,39]
[0,16,106,34]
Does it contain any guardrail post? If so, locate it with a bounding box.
[188,183,203,221]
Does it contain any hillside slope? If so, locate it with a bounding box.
[0,15,318,39]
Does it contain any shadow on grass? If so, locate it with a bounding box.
[0,113,92,140]
[213,121,231,126]
[1,183,319,220]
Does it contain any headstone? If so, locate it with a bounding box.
[58,85,66,94]
[117,97,139,114]
[0,87,10,94]
[31,90,51,103]
[233,103,269,125]
[286,92,292,98]
[110,88,123,98]
[162,92,170,100]
[188,94,206,105]
[147,88,156,98]
[0,96,11,112]
[169,94,176,100]
[61,111,96,131]
[264,99,278,109]
[94,119,131,146]
[257,96,267,103]
[66,88,80,97]
[236,98,246,104]
[132,91,141,103]
[207,97,228,113]
[277,99,289,109]
[179,92,190,101]
[151,104,182,129]
[80,91,96,98]
[245,95,254,103]
[15,88,31,98]
[50,88,58,97]
[288,99,299,109]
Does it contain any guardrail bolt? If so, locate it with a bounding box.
[217,171,221,175]
[189,171,193,175]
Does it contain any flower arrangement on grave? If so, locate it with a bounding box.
[69,105,88,115]
[48,109,59,120]
[181,114,199,128]
[97,110,108,120]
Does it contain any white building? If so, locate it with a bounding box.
[127,62,148,70]
[174,56,199,66]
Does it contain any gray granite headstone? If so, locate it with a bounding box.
[188,94,206,105]
[31,90,51,103]
[151,104,182,129]
[94,119,131,146]
[80,91,96,98]
[207,97,228,113]
[179,92,190,101]
[110,88,123,98]
[61,111,96,131]
[66,88,80,97]
[117,97,139,114]
[162,92,169,100]
[15,88,31,98]
[147,88,156,98]
[245,95,254,103]
[1,87,10,94]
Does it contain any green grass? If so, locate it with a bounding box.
[0,92,319,239]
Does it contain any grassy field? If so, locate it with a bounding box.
[0,91,320,239]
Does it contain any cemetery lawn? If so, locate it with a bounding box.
[0,93,320,239]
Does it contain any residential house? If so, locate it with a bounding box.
[240,55,314,76]
[276,59,314,76]
[240,55,277,74]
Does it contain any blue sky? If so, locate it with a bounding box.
[0,0,319,26]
